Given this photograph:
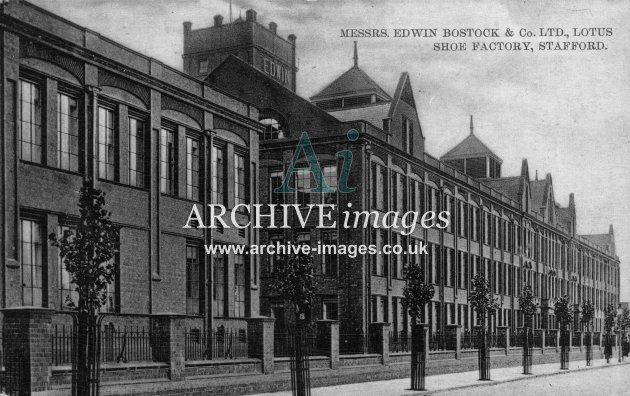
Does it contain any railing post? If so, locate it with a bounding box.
[316,320,339,369]
[505,327,510,355]
[247,317,275,374]
[151,314,187,381]
[2,307,55,394]
[541,330,546,353]
[446,324,461,359]
[556,329,560,353]
[579,331,583,351]
[368,322,390,365]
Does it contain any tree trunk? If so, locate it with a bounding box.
[75,313,91,395]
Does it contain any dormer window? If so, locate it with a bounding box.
[259,109,287,141]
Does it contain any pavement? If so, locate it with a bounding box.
[252,357,630,396]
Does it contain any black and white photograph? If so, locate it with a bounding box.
[0,0,628,394]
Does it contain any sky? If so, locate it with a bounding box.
[31,0,630,301]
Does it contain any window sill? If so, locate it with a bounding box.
[99,178,150,192]
[20,160,82,177]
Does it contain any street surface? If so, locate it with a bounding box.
[252,358,630,396]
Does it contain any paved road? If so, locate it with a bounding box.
[440,364,630,396]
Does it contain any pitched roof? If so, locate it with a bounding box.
[327,103,391,128]
[478,176,521,202]
[310,66,392,102]
[441,133,502,163]
[530,179,547,211]
[581,234,613,252]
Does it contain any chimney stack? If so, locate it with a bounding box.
[214,14,223,27]
[288,34,297,44]
[183,21,192,35]
[269,22,277,33]
[245,9,257,22]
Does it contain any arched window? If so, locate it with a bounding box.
[259,109,287,141]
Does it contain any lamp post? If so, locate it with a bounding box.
[618,306,623,363]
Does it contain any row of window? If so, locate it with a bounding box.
[185,245,247,317]
[20,218,116,311]
[267,231,339,277]
[269,165,337,206]
[18,78,248,205]
[20,217,248,317]
[369,162,617,284]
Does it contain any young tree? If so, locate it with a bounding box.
[49,180,119,394]
[604,304,616,334]
[268,251,316,396]
[269,252,317,327]
[580,300,595,330]
[554,296,573,330]
[518,285,537,374]
[470,274,499,380]
[604,304,616,363]
[554,296,573,369]
[518,285,538,327]
[402,261,435,323]
[581,300,595,365]
[402,261,434,390]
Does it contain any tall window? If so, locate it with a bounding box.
[57,93,79,171]
[270,171,285,205]
[321,165,337,204]
[186,137,200,200]
[186,245,202,315]
[471,207,479,241]
[371,163,387,210]
[234,152,246,206]
[295,169,311,207]
[372,229,387,276]
[322,231,338,276]
[211,145,225,205]
[322,299,339,320]
[98,107,116,180]
[128,117,146,187]
[21,218,44,306]
[234,255,246,317]
[20,80,43,163]
[100,257,118,313]
[458,200,468,237]
[160,128,176,195]
[392,173,405,212]
[213,254,226,316]
[443,195,453,233]
[402,116,413,154]
[58,225,78,309]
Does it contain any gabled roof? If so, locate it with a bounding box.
[530,179,547,211]
[478,176,521,202]
[581,233,614,253]
[310,66,392,102]
[441,133,502,163]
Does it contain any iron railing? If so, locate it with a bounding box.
[52,323,155,366]
[389,331,411,353]
[533,330,543,348]
[510,328,524,348]
[593,332,601,346]
[572,332,581,348]
[185,327,248,360]
[274,328,321,358]
[461,330,476,350]
[340,332,369,355]
[545,330,558,347]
